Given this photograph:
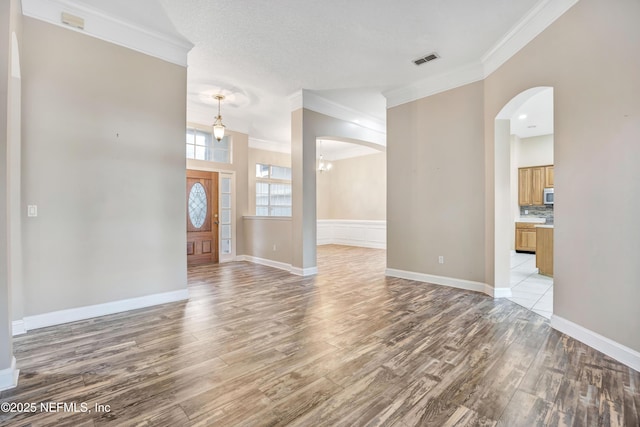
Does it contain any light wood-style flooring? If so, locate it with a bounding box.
[1,245,639,426]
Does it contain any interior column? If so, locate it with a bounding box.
[290,107,317,275]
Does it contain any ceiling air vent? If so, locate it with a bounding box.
[413,52,439,66]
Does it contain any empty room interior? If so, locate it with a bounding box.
[1,0,639,425]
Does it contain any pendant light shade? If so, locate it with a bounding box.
[212,94,226,141]
[318,154,332,172]
[317,140,333,172]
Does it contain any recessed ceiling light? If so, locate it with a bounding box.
[518,114,527,120]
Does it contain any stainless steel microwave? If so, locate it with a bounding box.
[543,188,554,205]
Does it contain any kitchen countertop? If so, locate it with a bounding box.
[515,217,546,224]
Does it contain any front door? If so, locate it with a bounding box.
[187,170,219,265]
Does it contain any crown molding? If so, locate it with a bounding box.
[481,0,580,77]
[301,90,386,134]
[248,137,291,154]
[21,0,194,67]
[288,90,303,112]
[288,90,386,139]
[384,62,485,109]
[384,0,580,108]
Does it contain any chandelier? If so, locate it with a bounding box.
[318,154,332,172]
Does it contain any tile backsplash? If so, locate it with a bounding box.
[520,205,554,224]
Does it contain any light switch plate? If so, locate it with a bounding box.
[27,205,37,217]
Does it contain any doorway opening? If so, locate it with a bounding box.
[315,137,386,270]
[495,87,554,318]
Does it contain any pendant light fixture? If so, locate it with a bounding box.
[317,140,333,172]
[318,154,332,173]
[212,94,226,141]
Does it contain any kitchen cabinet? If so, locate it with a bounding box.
[536,226,554,276]
[518,165,551,206]
[545,166,554,188]
[515,222,537,252]
[518,168,532,206]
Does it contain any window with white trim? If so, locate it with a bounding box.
[256,163,292,216]
[186,126,231,163]
[220,174,233,256]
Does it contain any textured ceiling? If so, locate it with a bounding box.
[158,0,543,144]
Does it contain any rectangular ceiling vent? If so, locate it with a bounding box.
[413,52,439,66]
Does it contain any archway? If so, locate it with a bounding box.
[494,87,554,316]
[290,98,385,276]
[315,137,386,253]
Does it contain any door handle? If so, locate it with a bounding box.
[214,221,219,225]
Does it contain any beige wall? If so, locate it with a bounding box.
[485,0,640,352]
[20,18,188,316]
[517,134,553,167]
[187,129,249,256]
[242,148,293,266]
[388,0,640,352]
[242,217,292,264]
[247,147,291,215]
[316,152,386,220]
[387,81,486,282]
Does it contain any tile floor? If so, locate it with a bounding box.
[508,252,553,319]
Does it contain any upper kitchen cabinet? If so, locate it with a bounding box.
[519,165,552,206]
[518,168,531,206]
[545,166,554,188]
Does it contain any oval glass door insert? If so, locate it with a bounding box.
[188,182,207,228]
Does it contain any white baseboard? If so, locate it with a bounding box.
[0,357,19,392]
[291,266,318,277]
[240,255,292,273]
[489,286,513,298]
[21,289,189,332]
[239,255,318,277]
[317,220,386,249]
[386,268,491,296]
[12,320,26,336]
[551,315,640,372]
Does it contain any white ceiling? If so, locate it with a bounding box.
[317,139,383,162]
[50,0,563,150]
[510,88,554,138]
[156,0,544,144]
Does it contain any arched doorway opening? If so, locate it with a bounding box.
[495,87,554,318]
[315,137,386,265]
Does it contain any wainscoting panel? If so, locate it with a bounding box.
[317,220,386,249]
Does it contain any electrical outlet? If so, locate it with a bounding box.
[27,205,38,217]
[524,209,529,215]
[438,256,444,264]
